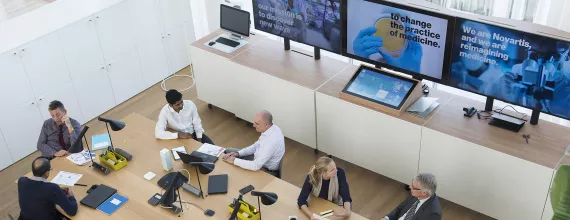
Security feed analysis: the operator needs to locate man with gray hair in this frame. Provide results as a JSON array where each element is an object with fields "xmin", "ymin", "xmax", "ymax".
[
  {"xmin": 221, "ymin": 110, "xmax": 285, "ymax": 177},
  {"xmin": 384, "ymin": 173, "xmax": 442, "ymax": 220}
]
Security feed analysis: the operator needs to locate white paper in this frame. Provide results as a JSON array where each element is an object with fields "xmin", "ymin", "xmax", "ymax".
[
  {"xmin": 196, "ymin": 143, "xmax": 225, "ymax": 157},
  {"xmin": 66, "ymin": 150, "xmax": 94, "ymax": 165},
  {"xmin": 51, "ymin": 171, "xmax": 83, "ymax": 186},
  {"xmin": 312, "ymin": 213, "xmax": 328, "ymax": 220},
  {"xmin": 171, "ymin": 146, "xmax": 187, "ymax": 160},
  {"xmin": 110, "ymin": 198, "xmax": 121, "ymax": 205}
]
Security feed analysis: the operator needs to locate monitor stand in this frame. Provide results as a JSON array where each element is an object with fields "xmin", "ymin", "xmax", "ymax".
[
  {"xmin": 283, "ymin": 38, "xmax": 320, "ymax": 60},
  {"xmin": 229, "ymin": 33, "xmax": 244, "ymax": 41}
]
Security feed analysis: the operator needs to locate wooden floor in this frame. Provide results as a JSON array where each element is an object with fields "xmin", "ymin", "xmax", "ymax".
[
  {"xmin": 0, "ymin": 67, "xmax": 494, "ymax": 220},
  {"xmin": 0, "ymin": 0, "xmax": 54, "ymax": 22}
]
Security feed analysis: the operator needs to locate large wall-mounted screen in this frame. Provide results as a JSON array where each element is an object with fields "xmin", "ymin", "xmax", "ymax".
[
  {"xmin": 343, "ymin": 0, "xmax": 455, "ymax": 82},
  {"xmin": 448, "ymin": 18, "xmax": 570, "ymax": 120},
  {"xmin": 252, "ymin": 0, "xmax": 342, "ymax": 53}
]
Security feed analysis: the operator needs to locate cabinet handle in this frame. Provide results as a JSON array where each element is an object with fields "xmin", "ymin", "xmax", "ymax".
[
  {"xmin": 96, "ymin": 16, "xmax": 99, "ymax": 19},
  {"xmin": 89, "ymin": 19, "xmax": 92, "ymax": 22},
  {"xmin": 39, "ymin": 98, "xmax": 43, "ymax": 101},
  {"xmin": 13, "ymin": 52, "xmax": 17, "ymax": 55},
  {"xmin": 101, "ymin": 66, "xmax": 105, "ymax": 69},
  {"xmin": 30, "ymin": 101, "xmax": 35, "ymax": 105},
  {"xmin": 21, "ymin": 49, "xmax": 25, "ymax": 52}
]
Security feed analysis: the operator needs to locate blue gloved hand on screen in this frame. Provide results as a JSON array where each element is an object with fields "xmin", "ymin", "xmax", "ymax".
[
  {"xmin": 353, "ymin": 26, "xmax": 384, "ymax": 58},
  {"xmin": 378, "ymin": 31, "xmax": 423, "ymax": 73}
]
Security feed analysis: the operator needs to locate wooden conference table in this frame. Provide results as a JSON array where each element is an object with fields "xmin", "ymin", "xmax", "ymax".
[{"xmin": 23, "ymin": 113, "xmax": 367, "ymax": 220}]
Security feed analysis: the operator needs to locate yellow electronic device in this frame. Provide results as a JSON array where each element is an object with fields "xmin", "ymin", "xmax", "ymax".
[
  {"xmin": 228, "ymin": 199, "xmax": 260, "ymax": 220},
  {"xmin": 99, "ymin": 149, "xmax": 127, "ymax": 171}
]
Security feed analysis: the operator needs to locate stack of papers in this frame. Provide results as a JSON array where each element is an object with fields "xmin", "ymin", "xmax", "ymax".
[
  {"xmin": 92, "ymin": 133, "xmax": 111, "ymax": 151},
  {"xmin": 51, "ymin": 171, "xmax": 82, "ymax": 186},
  {"xmin": 312, "ymin": 213, "xmax": 328, "ymax": 220},
  {"xmin": 67, "ymin": 150, "xmax": 96, "ymax": 165},
  {"xmin": 171, "ymin": 146, "xmax": 187, "ymax": 160},
  {"xmin": 197, "ymin": 143, "xmax": 225, "ymax": 157}
]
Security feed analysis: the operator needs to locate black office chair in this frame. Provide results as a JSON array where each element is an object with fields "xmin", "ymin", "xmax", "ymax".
[{"xmin": 276, "ymin": 157, "xmax": 284, "ymax": 179}]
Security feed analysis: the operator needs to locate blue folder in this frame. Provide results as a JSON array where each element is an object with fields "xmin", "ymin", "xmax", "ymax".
[
  {"xmin": 92, "ymin": 133, "xmax": 111, "ymax": 151},
  {"xmin": 96, "ymin": 193, "xmax": 128, "ymax": 215}
]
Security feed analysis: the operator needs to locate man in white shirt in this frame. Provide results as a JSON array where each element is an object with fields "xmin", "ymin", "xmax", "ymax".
[
  {"xmin": 384, "ymin": 173, "xmax": 442, "ymax": 220},
  {"xmin": 155, "ymin": 89, "xmax": 214, "ymax": 144},
  {"xmin": 221, "ymin": 111, "xmax": 285, "ymax": 177}
]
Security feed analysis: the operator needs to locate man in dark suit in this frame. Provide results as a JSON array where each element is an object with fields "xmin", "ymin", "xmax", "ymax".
[
  {"xmin": 384, "ymin": 173, "xmax": 442, "ymax": 220},
  {"xmin": 18, "ymin": 157, "xmax": 78, "ymax": 220}
]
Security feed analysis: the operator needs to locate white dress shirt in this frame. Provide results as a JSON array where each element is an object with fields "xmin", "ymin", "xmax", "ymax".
[
  {"xmin": 235, "ymin": 125, "xmax": 285, "ymax": 171},
  {"xmin": 155, "ymin": 100, "xmax": 205, "ymax": 140},
  {"xmin": 386, "ymin": 196, "xmax": 430, "ymax": 220}
]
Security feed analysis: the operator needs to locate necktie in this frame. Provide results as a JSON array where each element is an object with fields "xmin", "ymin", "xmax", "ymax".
[
  {"xmin": 404, "ymin": 199, "xmax": 419, "ymax": 220},
  {"xmin": 58, "ymin": 125, "xmax": 66, "ymax": 150}
]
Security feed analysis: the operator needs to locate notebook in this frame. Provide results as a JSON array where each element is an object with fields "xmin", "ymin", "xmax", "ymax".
[
  {"xmin": 96, "ymin": 193, "xmax": 128, "ymax": 215},
  {"xmin": 80, "ymin": 184, "xmax": 117, "ymax": 209},
  {"xmin": 92, "ymin": 133, "xmax": 111, "ymax": 151},
  {"xmin": 208, "ymin": 174, "xmax": 228, "ymax": 194}
]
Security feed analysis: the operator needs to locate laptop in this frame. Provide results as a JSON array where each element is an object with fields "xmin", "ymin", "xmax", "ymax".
[
  {"xmin": 178, "ymin": 151, "xmax": 218, "ymax": 164},
  {"xmin": 207, "ymin": 174, "xmax": 228, "ymax": 194},
  {"xmin": 80, "ymin": 184, "xmax": 117, "ymax": 209}
]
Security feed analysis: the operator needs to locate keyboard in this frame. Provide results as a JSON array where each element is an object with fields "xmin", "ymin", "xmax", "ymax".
[{"xmin": 215, "ymin": 37, "xmax": 240, "ymax": 48}]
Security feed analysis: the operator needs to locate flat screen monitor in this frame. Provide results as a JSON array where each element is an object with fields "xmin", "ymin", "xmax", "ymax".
[
  {"xmin": 342, "ymin": 65, "xmax": 418, "ymax": 110},
  {"xmin": 343, "ymin": 0, "xmax": 455, "ymax": 82},
  {"xmin": 448, "ymin": 18, "xmax": 570, "ymax": 120},
  {"xmin": 252, "ymin": 0, "xmax": 342, "ymax": 54},
  {"xmin": 221, "ymin": 4, "xmax": 251, "ymax": 37}
]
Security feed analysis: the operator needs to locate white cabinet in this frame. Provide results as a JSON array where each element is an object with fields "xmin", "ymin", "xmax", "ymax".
[
  {"xmin": 72, "ymin": 67, "xmax": 115, "ymax": 122},
  {"xmin": 36, "ymin": 81, "xmax": 85, "ymax": 124},
  {"xmin": 137, "ymin": 34, "xmax": 170, "ymax": 87},
  {"xmin": 0, "ymin": 100, "xmax": 44, "ymax": 161},
  {"xmin": 106, "ymin": 49, "xmax": 145, "ymax": 104},
  {"xmin": 0, "ymin": 50, "xmax": 36, "ymax": 104},
  {"xmin": 159, "ymin": 0, "xmax": 192, "ymax": 31},
  {"xmin": 128, "ymin": 0, "xmax": 170, "ymax": 88},
  {"xmin": 184, "ymin": 20, "xmax": 197, "ymax": 63},
  {"xmin": 58, "ymin": 16, "xmax": 105, "ymax": 77},
  {"xmin": 95, "ymin": 1, "xmax": 136, "ymax": 62},
  {"xmin": 19, "ymin": 32, "xmax": 71, "ymax": 96},
  {"xmin": 0, "ymin": 130, "xmax": 14, "ymax": 171},
  {"xmin": 128, "ymin": 0, "xmax": 164, "ymax": 43},
  {"xmin": 165, "ymin": 25, "xmax": 191, "ymax": 74}
]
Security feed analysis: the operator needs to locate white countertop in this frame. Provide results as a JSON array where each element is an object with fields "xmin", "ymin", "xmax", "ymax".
[{"xmin": 0, "ymin": 0, "xmax": 125, "ymax": 55}]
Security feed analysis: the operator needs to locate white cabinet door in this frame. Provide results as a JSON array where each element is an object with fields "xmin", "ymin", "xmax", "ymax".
[
  {"xmin": 137, "ymin": 34, "xmax": 170, "ymax": 88},
  {"xmin": 184, "ymin": 20, "xmax": 196, "ymax": 64},
  {"xmin": 58, "ymin": 16, "xmax": 105, "ymax": 77},
  {"xmin": 159, "ymin": 0, "xmax": 192, "ymax": 31},
  {"xmin": 19, "ymin": 32, "xmax": 71, "ymax": 96},
  {"xmin": 0, "ymin": 130, "xmax": 14, "ymax": 171},
  {"xmin": 128, "ymin": 0, "xmax": 164, "ymax": 43},
  {"xmin": 36, "ymin": 81, "xmax": 85, "ymax": 124},
  {"xmin": 0, "ymin": 50, "xmax": 35, "ymax": 104},
  {"xmin": 107, "ymin": 49, "xmax": 145, "ymax": 104},
  {"xmin": 165, "ymin": 25, "xmax": 190, "ymax": 74},
  {"xmin": 73, "ymin": 67, "xmax": 115, "ymax": 122},
  {"xmin": 95, "ymin": 1, "xmax": 136, "ymax": 62},
  {"xmin": 0, "ymin": 100, "xmax": 44, "ymax": 161}
]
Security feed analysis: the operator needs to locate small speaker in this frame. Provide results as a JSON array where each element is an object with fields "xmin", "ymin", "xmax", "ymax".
[{"xmin": 160, "ymin": 149, "xmax": 173, "ymax": 171}]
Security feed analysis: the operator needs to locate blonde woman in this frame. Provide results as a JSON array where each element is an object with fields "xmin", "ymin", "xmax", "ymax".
[{"xmin": 297, "ymin": 157, "xmax": 352, "ymax": 219}]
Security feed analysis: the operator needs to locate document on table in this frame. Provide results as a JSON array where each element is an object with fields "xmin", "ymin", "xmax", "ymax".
[
  {"xmin": 67, "ymin": 150, "xmax": 95, "ymax": 165},
  {"xmin": 312, "ymin": 213, "xmax": 328, "ymax": 220},
  {"xmin": 196, "ymin": 143, "xmax": 225, "ymax": 157},
  {"xmin": 171, "ymin": 146, "xmax": 187, "ymax": 160},
  {"xmin": 51, "ymin": 171, "xmax": 83, "ymax": 186}
]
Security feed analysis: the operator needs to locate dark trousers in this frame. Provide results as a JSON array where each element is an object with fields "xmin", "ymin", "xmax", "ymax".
[
  {"xmin": 224, "ymin": 148, "xmax": 278, "ymax": 177},
  {"xmin": 191, "ymin": 133, "xmax": 214, "ymax": 145}
]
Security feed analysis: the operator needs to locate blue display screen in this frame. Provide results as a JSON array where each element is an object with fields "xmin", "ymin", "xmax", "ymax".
[
  {"xmin": 448, "ymin": 18, "xmax": 570, "ymax": 120},
  {"xmin": 346, "ymin": 67, "xmax": 415, "ymax": 109}
]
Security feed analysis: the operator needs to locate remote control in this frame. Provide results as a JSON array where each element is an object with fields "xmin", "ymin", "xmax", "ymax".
[
  {"xmin": 239, "ymin": 185, "xmax": 255, "ymax": 195},
  {"xmin": 181, "ymin": 183, "xmax": 202, "ymax": 198}
]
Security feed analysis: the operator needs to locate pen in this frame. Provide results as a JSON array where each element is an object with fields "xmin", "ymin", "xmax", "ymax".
[{"xmin": 74, "ymin": 183, "xmax": 87, "ymax": 187}]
